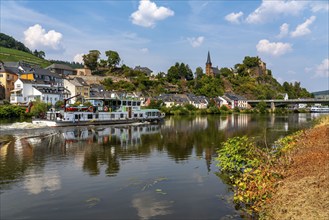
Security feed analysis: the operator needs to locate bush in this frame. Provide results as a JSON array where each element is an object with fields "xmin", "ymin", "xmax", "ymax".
[
  {"xmin": 30, "ymin": 101, "xmax": 49, "ymax": 117},
  {"xmin": 0, "ymin": 105, "xmax": 25, "ymax": 118}
]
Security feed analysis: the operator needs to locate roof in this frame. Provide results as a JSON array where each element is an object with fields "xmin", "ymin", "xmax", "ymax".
[
  {"xmin": 66, "ymin": 77, "xmax": 89, "ymax": 87},
  {"xmin": 18, "ymin": 78, "xmax": 52, "ymax": 85},
  {"xmin": 158, "ymin": 94, "xmax": 189, "ymax": 103},
  {"xmin": 33, "ymin": 68, "xmax": 61, "ymax": 78},
  {"xmin": 0, "ymin": 66, "xmax": 19, "ymax": 75},
  {"xmin": 33, "ymin": 86, "xmax": 59, "ymax": 94},
  {"xmin": 134, "ymin": 66, "xmax": 153, "ymax": 74},
  {"xmin": 206, "ymin": 51, "xmax": 212, "ymax": 64},
  {"xmin": 224, "ymin": 93, "xmax": 246, "ymax": 101},
  {"xmin": 46, "ymin": 63, "xmax": 74, "ymax": 71},
  {"xmin": 212, "ymin": 67, "xmax": 220, "ymax": 75}
]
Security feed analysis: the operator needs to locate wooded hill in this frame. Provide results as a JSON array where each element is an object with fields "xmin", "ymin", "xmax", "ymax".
[{"xmin": 0, "ymin": 33, "xmax": 312, "ymax": 100}]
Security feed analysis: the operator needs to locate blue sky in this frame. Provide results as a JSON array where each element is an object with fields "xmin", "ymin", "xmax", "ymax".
[{"xmin": 1, "ymin": 0, "xmax": 328, "ymax": 92}]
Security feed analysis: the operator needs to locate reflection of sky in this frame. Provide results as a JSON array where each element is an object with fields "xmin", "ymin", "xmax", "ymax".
[
  {"xmin": 132, "ymin": 192, "xmax": 173, "ymax": 220},
  {"xmin": 24, "ymin": 169, "xmax": 61, "ymax": 194}
]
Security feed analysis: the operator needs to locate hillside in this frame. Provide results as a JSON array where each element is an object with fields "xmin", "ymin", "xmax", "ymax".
[
  {"xmin": 0, "ymin": 32, "xmax": 312, "ymax": 100},
  {"xmin": 0, "ymin": 46, "xmax": 51, "ymax": 68}
]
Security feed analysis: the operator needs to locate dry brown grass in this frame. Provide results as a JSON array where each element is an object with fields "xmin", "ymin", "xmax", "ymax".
[{"xmin": 263, "ymin": 117, "xmax": 329, "ymax": 220}]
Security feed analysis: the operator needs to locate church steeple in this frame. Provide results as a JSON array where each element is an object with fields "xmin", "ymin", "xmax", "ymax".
[
  {"xmin": 206, "ymin": 51, "xmax": 212, "ymax": 65},
  {"xmin": 206, "ymin": 51, "xmax": 213, "ymax": 76}
]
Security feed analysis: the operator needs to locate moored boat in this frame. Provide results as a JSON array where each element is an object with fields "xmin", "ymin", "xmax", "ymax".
[
  {"xmin": 32, "ymin": 95, "xmax": 165, "ymax": 127},
  {"xmin": 310, "ymin": 106, "xmax": 329, "ymax": 113}
]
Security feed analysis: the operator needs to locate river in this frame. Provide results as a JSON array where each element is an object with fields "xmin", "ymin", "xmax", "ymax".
[{"xmin": 0, "ymin": 114, "xmax": 322, "ymax": 219}]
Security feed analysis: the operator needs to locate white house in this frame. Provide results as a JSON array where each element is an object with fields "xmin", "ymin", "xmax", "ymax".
[
  {"xmin": 223, "ymin": 93, "xmax": 248, "ymax": 109},
  {"xmin": 10, "ymin": 79, "xmax": 61, "ymax": 105}
]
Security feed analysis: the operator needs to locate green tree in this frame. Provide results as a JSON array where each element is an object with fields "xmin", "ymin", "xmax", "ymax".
[
  {"xmin": 101, "ymin": 77, "xmax": 114, "ymax": 90},
  {"xmin": 195, "ymin": 75, "xmax": 224, "ymax": 98},
  {"xmin": 33, "ymin": 50, "xmax": 45, "ymax": 59},
  {"xmin": 256, "ymin": 100, "xmax": 267, "ymax": 113},
  {"xmin": 105, "ymin": 50, "xmax": 121, "ymax": 69},
  {"xmin": 83, "ymin": 50, "xmax": 101, "ymax": 72},
  {"xmin": 167, "ymin": 62, "xmax": 194, "ymax": 83},
  {"xmin": 195, "ymin": 67, "xmax": 203, "ymax": 79},
  {"xmin": 219, "ymin": 67, "xmax": 233, "ymax": 77},
  {"xmin": 243, "ymin": 56, "xmax": 260, "ymax": 68}
]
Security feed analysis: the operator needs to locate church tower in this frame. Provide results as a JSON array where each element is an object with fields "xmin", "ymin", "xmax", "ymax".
[{"xmin": 205, "ymin": 51, "xmax": 213, "ymax": 77}]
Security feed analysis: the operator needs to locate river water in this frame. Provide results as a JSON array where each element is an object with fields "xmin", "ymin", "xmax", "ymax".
[{"xmin": 0, "ymin": 114, "xmax": 322, "ymax": 219}]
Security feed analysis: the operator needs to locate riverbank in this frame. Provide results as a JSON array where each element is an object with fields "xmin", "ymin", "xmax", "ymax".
[{"xmin": 263, "ymin": 116, "xmax": 329, "ymax": 219}]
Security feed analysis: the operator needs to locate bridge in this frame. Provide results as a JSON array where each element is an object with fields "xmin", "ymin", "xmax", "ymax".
[{"xmin": 247, "ymin": 98, "xmax": 329, "ymax": 110}]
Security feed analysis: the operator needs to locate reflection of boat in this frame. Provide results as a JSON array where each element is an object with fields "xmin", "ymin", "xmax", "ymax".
[
  {"xmin": 32, "ymin": 95, "xmax": 165, "ymax": 127},
  {"xmin": 310, "ymin": 106, "xmax": 329, "ymax": 113},
  {"xmin": 62, "ymin": 124, "xmax": 160, "ymax": 146}
]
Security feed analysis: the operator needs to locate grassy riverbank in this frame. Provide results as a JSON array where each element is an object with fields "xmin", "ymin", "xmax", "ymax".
[
  {"xmin": 216, "ymin": 115, "xmax": 329, "ymax": 219},
  {"xmin": 262, "ymin": 115, "xmax": 329, "ymax": 219}
]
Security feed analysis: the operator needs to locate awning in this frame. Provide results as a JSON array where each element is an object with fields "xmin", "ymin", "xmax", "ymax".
[{"xmin": 10, "ymin": 89, "xmax": 22, "ymax": 92}]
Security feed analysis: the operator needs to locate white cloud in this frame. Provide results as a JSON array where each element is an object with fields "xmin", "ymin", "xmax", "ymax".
[
  {"xmin": 310, "ymin": 2, "xmax": 329, "ymax": 12},
  {"xmin": 24, "ymin": 24, "xmax": 63, "ymax": 50},
  {"xmin": 315, "ymin": 58, "xmax": 329, "ymax": 78},
  {"xmin": 140, "ymin": 48, "xmax": 149, "ymax": 53},
  {"xmin": 246, "ymin": 0, "xmax": 307, "ymax": 24},
  {"xmin": 73, "ymin": 53, "xmax": 84, "ymax": 63},
  {"xmin": 290, "ymin": 16, "xmax": 316, "ymax": 38},
  {"xmin": 131, "ymin": 0, "xmax": 174, "ymax": 28},
  {"xmin": 256, "ymin": 39, "xmax": 292, "ymax": 56},
  {"xmin": 225, "ymin": 11, "xmax": 244, "ymax": 24},
  {"xmin": 187, "ymin": 36, "xmax": 204, "ymax": 48},
  {"xmin": 277, "ymin": 23, "xmax": 289, "ymax": 38}
]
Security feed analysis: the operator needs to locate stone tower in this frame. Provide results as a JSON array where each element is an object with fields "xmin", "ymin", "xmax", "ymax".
[{"xmin": 206, "ymin": 51, "xmax": 213, "ymax": 77}]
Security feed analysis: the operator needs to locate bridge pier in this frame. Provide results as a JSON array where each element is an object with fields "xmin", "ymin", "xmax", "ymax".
[{"xmin": 271, "ymin": 102, "xmax": 275, "ymax": 112}]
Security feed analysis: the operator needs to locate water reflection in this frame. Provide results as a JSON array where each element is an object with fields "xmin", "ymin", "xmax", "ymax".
[
  {"xmin": 0, "ymin": 114, "xmax": 318, "ymax": 186},
  {"xmin": 132, "ymin": 192, "xmax": 173, "ymax": 219},
  {"xmin": 0, "ymin": 114, "xmax": 323, "ymax": 219},
  {"xmin": 23, "ymin": 169, "xmax": 61, "ymax": 194}
]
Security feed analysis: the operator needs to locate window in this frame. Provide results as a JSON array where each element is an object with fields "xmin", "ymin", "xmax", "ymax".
[
  {"xmin": 128, "ymin": 101, "xmax": 131, "ymax": 106},
  {"xmin": 88, "ymin": 114, "xmax": 92, "ymax": 119},
  {"xmin": 134, "ymin": 114, "xmax": 138, "ymax": 118},
  {"xmin": 123, "ymin": 101, "xmax": 127, "ymax": 105},
  {"xmin": 139, "ymin": 113, "xmax": 143, "ymax": 117},
  {"xmin": 120, "ymin": 113, "xmax": 124, "ymax": 118},
  {"xmin": 0, "ymin": 74, "xmax": 3, "ymax": 77},
  {"xmin": 133, "ymin": 101, "xmax": 136, "ymax": 106},
  {"xmin": 111, "ymin": 114, "xmax": 115, "ymax": 119}
]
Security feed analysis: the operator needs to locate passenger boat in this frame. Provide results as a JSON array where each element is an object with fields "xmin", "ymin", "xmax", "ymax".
[
  {"xmin": 32, "ymin": 95, "xmax": 165, "ymax": 127},
  {"xmin": 310, "ymin": 106, "xmax": 329, "ymax": 113}
]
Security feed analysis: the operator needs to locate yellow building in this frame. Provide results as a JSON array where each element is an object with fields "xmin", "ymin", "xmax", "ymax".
[{"xmin": 0, "ymin": 63, "xmax": 19, "ymax": 100}]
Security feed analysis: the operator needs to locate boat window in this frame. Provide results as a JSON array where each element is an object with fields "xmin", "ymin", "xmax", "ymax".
[
  {"xmin": 120, "ymin": 113, "xmax": 124, "ymax": 118},
  {"xmin": 134, "ymin": 113, "xmax": 138, "ymax": 118},
  {"xmin": 95, "ymin": 114, "xmax": 98, "ymax": 119},
  {"xmin": 123, "ymin": 101, "xmax": 127, "ymax": 106},
  {"xmin": 111, "ymin": 114, "xmax": 115, "ymax": 119},
  {"xmin": 128, "ymin": 101, "xmax": 131, "ymax": 106},
  {"xmin": 75, "ymin": 114, "xmax": 81, "ymax": 119},
  {"xmin": 132, "ymin": 101, "xmax": 136, "ymax": 106},
  {"xmin": 137, "ymin": 101, "xmax": 141, "ymax": 106},
  {"xmin": 139, "ymin": 113, "xmax": 143, "ymax": 117},
  {"xmin": 88, "ymin": 114, "xmax": 92, "ymax": 119},
  {"xmin": 118, "ymin": 101, "xmax": 121, "ymax": 105}
]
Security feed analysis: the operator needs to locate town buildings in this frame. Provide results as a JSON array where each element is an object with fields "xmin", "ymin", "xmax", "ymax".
[{"xmin": 0, "ymin": 60, "xmax": 250, "ymax": 110}]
